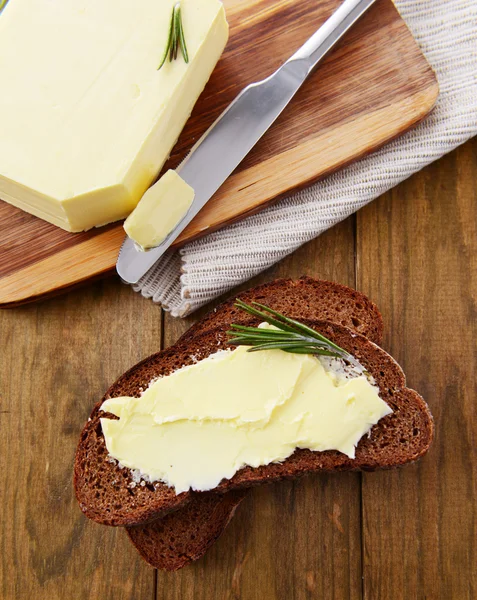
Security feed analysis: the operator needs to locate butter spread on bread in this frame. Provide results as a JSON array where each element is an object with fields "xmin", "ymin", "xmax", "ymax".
[{"xmin": 100, "ymin": 339, "xmax": 391, "ymax": 494}]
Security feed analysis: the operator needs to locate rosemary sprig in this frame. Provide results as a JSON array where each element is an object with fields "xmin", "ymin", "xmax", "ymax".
[
  {"xmin": 158, "ymin": 2, "xmax": 189, "ymax": 71},
  {"xmin": 227, "ymin": 300, "xmax": 355, "ymax": 362},
  {"xmin": 0, "ymin": 0, "xmax": 9, "ymax": 13}
]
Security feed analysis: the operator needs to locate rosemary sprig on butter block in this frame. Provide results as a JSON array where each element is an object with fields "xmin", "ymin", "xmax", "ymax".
[
  {"xmin": 158, "ymin": 2, "xmax": 189, "ymax": 70},
  {"xmin": 227, "ymin": 300, "xmax": 353, "ymax": 360},
  {"xmin": 0, "ymin": 0, "xmax": 8, "ymax": 13}
]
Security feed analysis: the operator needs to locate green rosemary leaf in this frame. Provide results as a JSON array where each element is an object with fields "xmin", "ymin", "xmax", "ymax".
[
  {"xmin": 233, "ymin": 300, "xmax": 300, "ymax": 335},
  {"xmin": 227, "ymin": 327, "xmax": 286, "ymax": 335},
  {"xmin": 158, "ymin": 2, "xmax": 189, "ymax": 71},
  {"xmin": 174, "ymin": 3, "xmax": 181, "ymax": 60},
  {"xmin": 157, "ymin": 4, "xmax": 176, "ymax": 70},
  {"xmin": 170, "ymin": 32, "xmax": 177, "ymax": 61},
  {"xmin": 227, "ymin": 335, "xmax": 298, "ymax": 345},
  {"xmin": 251, "ymin": 302, "xmax": 346, "ymax": 354},
  {"xmin": 229, "ymin": 337, "xmax": 306, "ymax": 347},
  {"xmin": 177, "ymin": 6, "xmax": 189, "ymax": 63},
  {"xmin": 0, "ymin": 0, "xmax": 8, "ymax": 12},
  {"xmin": 280, "ymin": 348, "xmax": 339, "ymax": 356},
  {"xmin": 245, "ymin": 341, "xmax": 329, "ymax": 351},
  {"xmin": 228, "ymin": 300, "xmax": 352, "ymax": 360},
  {"xmin": 227, "ymin": 326, "xmax": 301, "ymax": 338}
]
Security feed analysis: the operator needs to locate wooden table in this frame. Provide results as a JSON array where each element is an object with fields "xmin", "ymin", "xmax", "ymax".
[{"xmin": 1, "ymin": 138, "xmax": 476, "ymax": 599}]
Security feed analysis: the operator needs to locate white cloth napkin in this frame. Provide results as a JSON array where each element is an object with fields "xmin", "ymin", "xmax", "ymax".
[{"xmin": 133, "ymin": 0, "xmax": 477, "ymax": 317}]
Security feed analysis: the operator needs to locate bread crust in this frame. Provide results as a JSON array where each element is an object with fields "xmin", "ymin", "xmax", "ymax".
[{"xmin": 180, "ymin": 276, "xmax": 384, "ymax": 345}]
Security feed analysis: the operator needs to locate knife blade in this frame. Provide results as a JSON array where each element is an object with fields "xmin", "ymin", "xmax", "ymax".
[{"xmin": 117, "ymin": 0, "xmax": 377, "ymax": 284}]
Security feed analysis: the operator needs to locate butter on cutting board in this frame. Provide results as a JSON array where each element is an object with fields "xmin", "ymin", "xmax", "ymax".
[
  {"xmin": 101, "ymin": 340, "xmax": 392, "ymax": 494},
  {"xmin": 124, "ymin": 170, "xmax": 195, "ymax": 250},
  {"xmin": 0, "ymin": 0, "xmax": 228, "ymax": 232}
]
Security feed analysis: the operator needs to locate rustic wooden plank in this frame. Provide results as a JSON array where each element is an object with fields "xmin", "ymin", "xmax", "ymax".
[
  {"xmin": 155, "ymin": 218, "xmax": 363, "ymax": 599},
  {"xmin": 0, "ymin": 0, "xmax": 438, "ymax": 306},
  {"xmin": 356, "ymin": 138, "xmax": 477, "ymax": 599},
  {"xmin": 0, "ymin": 278, "xmax": 163, "ymax": 599}
]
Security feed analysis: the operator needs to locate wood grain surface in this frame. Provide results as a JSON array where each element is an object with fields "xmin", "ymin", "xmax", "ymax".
[
  {"xmin": 356, "ymin": 139, "xmax": 477, "ymax": 600},
  {"xmin": 1, "ymin": 138, "xmax": 475, "ymax": 599},
  {"xmin": 0, "ymin": 0, "xmax": 438, "ymax": 307}
]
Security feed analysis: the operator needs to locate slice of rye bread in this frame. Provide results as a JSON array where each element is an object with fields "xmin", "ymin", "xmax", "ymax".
[
  {"xmin": 74, "ymin": 279, "xmax": 382, "ymax": 529},
  {"xmin": 123, "ymin": 279, "xmax": 384, "ymax": 570},
  {"xmin": 126, "ymin": 490, "xmax": 247, "ymax": 571},
  {"xmin": 179, "ymin": 276, "xmax": 383, "ymax": 345},
  {"xmin": 74, "ymin": 321, "xmax": 433, "ymax": 527}
]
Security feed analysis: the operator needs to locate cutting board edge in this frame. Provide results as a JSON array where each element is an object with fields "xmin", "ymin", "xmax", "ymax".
[
  {"xmin": 0, "ymin": 0, "xmax": 441, "ymax": 308},
  {"xmin": 173, "ymin": 81, "xmax": 440, "ymax": 246},
  {"xmin": 0, "ymin": 79, "xmax": 439, "ymax": 309}
]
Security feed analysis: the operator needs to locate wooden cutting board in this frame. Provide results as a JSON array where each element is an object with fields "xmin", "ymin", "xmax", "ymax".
[{"xmin": 0, "ymin": 0, "xmax": 438, "ymax": 307}]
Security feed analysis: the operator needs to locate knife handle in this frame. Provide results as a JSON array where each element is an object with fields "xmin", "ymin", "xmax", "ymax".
[{"xmin": 287, "ymin": 0, "xmax": 378, "ymax": 77}]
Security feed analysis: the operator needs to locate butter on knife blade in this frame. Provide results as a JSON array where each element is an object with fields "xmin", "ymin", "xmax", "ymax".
[{"xmin": 124, "ymin": 170, "xmax": 195, "ymax": 252}]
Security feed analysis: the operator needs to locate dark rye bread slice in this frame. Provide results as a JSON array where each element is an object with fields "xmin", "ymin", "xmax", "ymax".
[
  {"xmin": 126, "ymin": 490, "xmax": 247, "ymax": 571},
  {"xmin": 74, "ymin": 279, "xmax": 383, "ymax": 571},
  {"xmin": 124, "ymin": 280, "xmax": 384, "ymax": 570},
  {"xmin": 180, "ymin": 276, "xmax": 383, "ymax": 345},
  {"xmin": 74, "ymin": 279, "xmax": 383, "ymax": 530},
  {"xmin": 74, "ymin": 321, "xmax": 433, "ymax": 527},
  {"xmin": 74, "ymin": 279, "xmax": 381, "ymax": 520}
]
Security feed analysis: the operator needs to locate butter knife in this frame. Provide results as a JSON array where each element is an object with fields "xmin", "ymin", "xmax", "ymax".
[{"xmin": 117, "ymin": 0, "xmax": 378, "ymax": 284}]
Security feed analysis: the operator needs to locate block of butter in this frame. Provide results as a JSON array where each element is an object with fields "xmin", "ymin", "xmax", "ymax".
[
  {"xmin": 124, "ymin": 170, "xmax": 195, "ymax": 250},
  {"xmin": 0, "ymin": 0, "xmax": 228, "ymax": 232}
]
